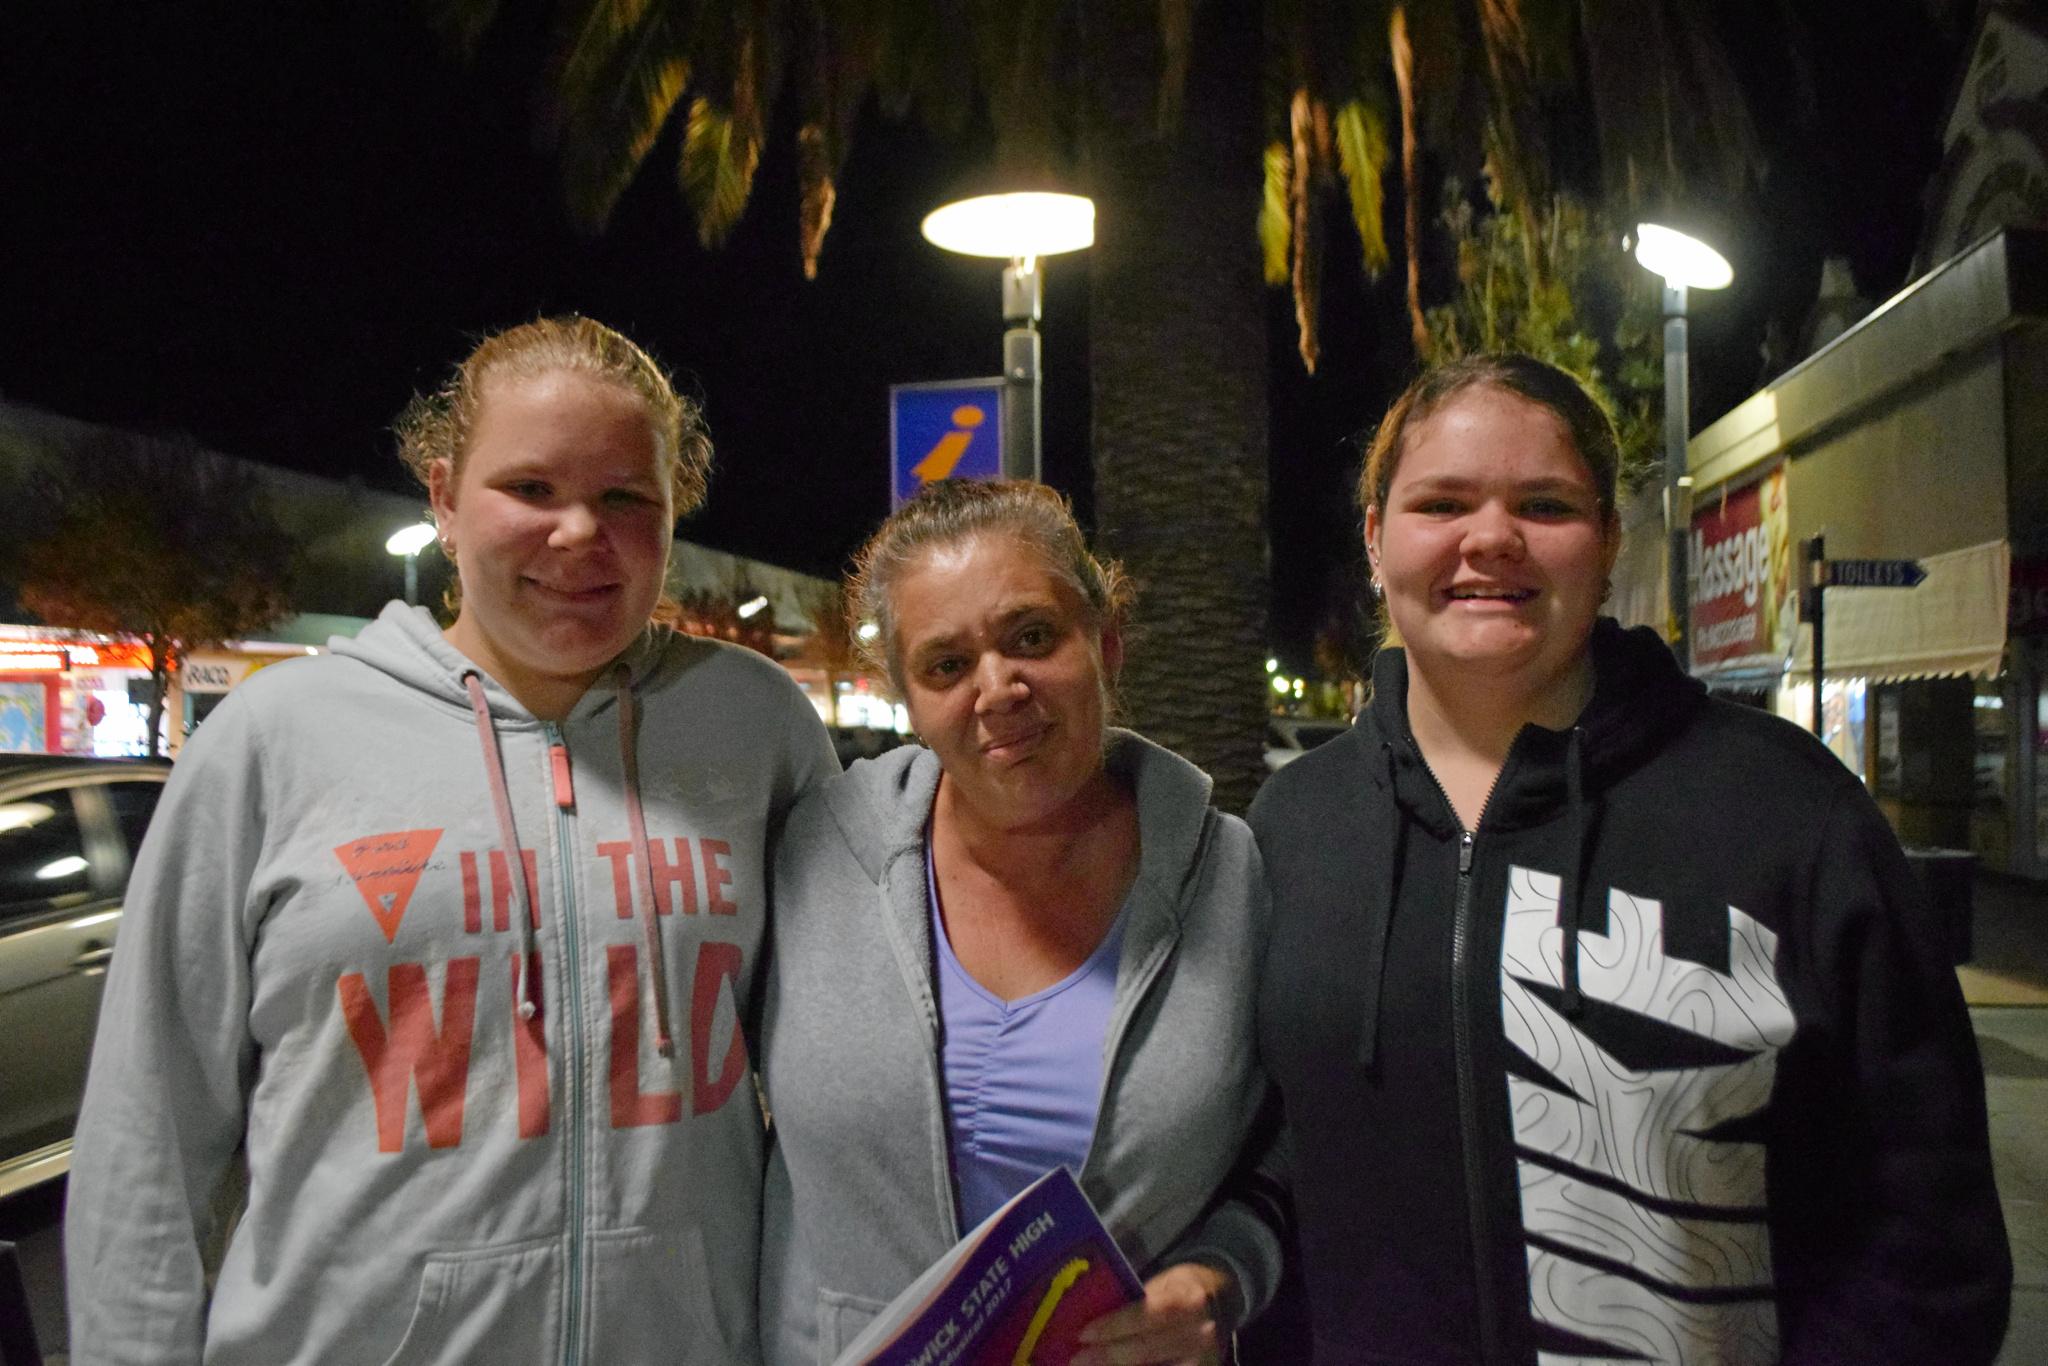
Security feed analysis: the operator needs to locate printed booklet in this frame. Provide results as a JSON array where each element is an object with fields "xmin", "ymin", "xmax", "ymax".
[{"xmin": 832, "ymin": 1166, "xmax": 1144, "ymax": 1366}]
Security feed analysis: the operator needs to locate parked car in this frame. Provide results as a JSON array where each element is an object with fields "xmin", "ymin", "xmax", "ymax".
[
  {"xmin": 0, "ymin": 754, "xmax": 169, "ymax": 1199},
  {"xmin": 1264, "ymin": 716, "xmax": 1349, "ymax": 773}
]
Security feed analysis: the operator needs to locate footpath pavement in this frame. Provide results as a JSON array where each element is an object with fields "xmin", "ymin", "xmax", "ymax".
[{"xmin": 1969, "ymin": 872, "xmax": 2048, "ymax": 1363}]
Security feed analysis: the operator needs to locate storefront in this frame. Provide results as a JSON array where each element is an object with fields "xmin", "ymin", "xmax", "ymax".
[
  {"xmin": 0, "ymin": 624, "xmax": 345, "ymax": 758},
  {"xmin": 0, "ymin": 631, "xmax": 160, "ymax": 756},
  {"xmin": 1636, "ymin": 227, "xmax": 2048, "ymax": 880}
]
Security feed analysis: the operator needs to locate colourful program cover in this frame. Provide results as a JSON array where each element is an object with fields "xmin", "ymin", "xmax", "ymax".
[{"xmin": 832, "ymin": 1166, "xmax": 1145, "ymax": 1366}]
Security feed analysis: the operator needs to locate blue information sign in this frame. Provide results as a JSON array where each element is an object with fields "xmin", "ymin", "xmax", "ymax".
[{"xmin": 890, "ymin": 378, "xmax": 1005, "ymax": 508}]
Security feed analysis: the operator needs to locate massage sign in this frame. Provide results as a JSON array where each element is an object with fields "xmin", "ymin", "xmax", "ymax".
[{"xmin": 1689, "ymin": 464, "xmax": 1797, "ymax": 675}]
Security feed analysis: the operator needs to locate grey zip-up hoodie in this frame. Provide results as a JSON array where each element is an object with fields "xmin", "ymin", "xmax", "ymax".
[
  {"xmin": 757, "ymin": 730, "xmax": 1281, "ymax": 1364},
  {"xmin": 66, "ymin": 602, "xmax": 835, "ymax": 1365}
]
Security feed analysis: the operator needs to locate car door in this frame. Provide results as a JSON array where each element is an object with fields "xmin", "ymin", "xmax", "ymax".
[{"xmin": 0, "ymin": 774, "xmax": 137, "ymax": 1184}]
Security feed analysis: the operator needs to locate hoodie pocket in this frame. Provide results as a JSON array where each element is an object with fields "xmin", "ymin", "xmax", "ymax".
[
  {"xmin": 817, "ymin": 1286, "xmax": 890, "ymax": 1365},
  {"xmin": 585, "ymin": 1225, "xmax": 746, "ymax": 1362},
  {"xmin": 378, "ymin": 1235, "xmax": 561, "ymax": 1366}
]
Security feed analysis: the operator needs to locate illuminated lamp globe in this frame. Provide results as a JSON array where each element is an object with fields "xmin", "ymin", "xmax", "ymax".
[
  {"xmin": 385, "ymin": 523, "xmax": 437, "ymax": 557},
  {"xmin": 1632, "ymin": 223, "xmax": 1733, "ymax": 290},
  {"xmin": 920, "ymin": 192, "xmax": 1095, "ymax": 259}
]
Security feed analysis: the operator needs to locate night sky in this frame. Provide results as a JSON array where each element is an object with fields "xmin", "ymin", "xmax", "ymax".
[{"xmin": 0, "ymin": 1, "xmax": 1964, "ymax": 665}]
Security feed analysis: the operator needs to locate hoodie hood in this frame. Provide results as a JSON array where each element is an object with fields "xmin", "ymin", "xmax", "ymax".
[
  {"xmin": 329, "ymin": 601, "xmax": 681, "ymax": 725},
  {"xmin": 820, "ymin": 727, "xmax": 1219, "ymax": 913},
  {"xmin": 1360, "ymin": 616, "xmax": 1706, "ymax": 831}
]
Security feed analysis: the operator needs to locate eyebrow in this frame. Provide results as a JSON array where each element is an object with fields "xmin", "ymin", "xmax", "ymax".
[
  {"xmin": 902, "ymin": 602, "xmax": 1060, "ymax": 659},
  {"xmin": 1399, "ymin": 475, "xmax": 1592, "ymax": 496}
]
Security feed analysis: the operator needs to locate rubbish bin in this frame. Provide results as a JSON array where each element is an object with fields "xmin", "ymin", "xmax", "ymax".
[{"xmin": 1903, "ymin": 847, "xmax": 1978, "ymax": 965}]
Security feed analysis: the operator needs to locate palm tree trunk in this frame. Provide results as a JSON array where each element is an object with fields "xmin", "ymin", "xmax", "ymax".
[{"xmin": 1079, "ymin": 0, "xmax": 1269, "ymax": 813}]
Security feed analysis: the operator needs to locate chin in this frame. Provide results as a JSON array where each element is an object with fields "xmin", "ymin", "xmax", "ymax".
[{"xmin": 536, "ymin": 622, "xmax": 641, "ymax": 672}]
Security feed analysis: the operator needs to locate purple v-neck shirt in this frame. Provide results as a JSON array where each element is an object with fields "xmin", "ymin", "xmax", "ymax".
[{"xmin": 928, "ymin": 842, "xmax": 1127, "ymax": 1232}]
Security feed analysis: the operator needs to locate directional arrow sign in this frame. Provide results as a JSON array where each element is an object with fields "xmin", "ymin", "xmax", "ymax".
[{"xmin": 1823, "ymin": 558, "xmax": 1927, "ymax": 589}]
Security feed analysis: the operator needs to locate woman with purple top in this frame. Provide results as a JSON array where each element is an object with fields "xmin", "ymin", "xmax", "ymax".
[{"xmin": 758, "ymin": 480, "xmax": 1282, "ymax": 1365}]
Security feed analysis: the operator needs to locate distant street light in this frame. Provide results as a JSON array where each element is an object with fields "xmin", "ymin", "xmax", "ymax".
[
  {"xmin": 921, "ymin": 190, "xmax": 1095, "ymax": 483},
  {"xmin": 737, "ymin": 594, "xmax": 769, "ymax": 620},
  {"xmin": 1633, "ymin": 220, "xmax": 1734, "ymax": 671},
  {"xmin": 385, "ymin": 522, "xmax": 437, "ymax": 607}
]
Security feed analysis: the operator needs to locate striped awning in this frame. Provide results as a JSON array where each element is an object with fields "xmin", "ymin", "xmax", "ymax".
[{"xmin": 1788, "ymin": 539, "xmax": 2011, "ymax": 681}]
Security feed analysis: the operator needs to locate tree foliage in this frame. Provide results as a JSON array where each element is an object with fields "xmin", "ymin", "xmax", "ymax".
[
  {"xmin": 11, "ymin": 433, "xmax": 296, "ymax": 755},
  {"xmin": 1424, "ymin": 179, "xmax": 1664, "ymax": 493},
  {"xmin": 1257, "ymin": 0, "xmax": 1767, "ymax": 370},
  {"xmin": 654, "ymin": 579, "xmax": 778, "ymax": 657}
]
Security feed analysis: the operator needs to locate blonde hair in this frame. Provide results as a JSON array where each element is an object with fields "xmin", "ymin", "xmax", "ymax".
[
  {"xmin": 396, "ymin": 315, "xmax": 710, "ymax": 514},
  {"xmin": 847, "ymin": 479, "xmax": 1131, "ymax": 693}
]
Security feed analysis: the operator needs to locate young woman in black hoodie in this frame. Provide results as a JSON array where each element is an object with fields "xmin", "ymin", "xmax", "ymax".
[{"xmin": 1248, "ymin": 354, "xmax": 2010, "ymax": 1363}]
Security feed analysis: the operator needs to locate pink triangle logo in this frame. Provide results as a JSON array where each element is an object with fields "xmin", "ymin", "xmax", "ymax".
[{"xmin": 333, "ymin": 830, "xmax": 444, "ymax": 943}]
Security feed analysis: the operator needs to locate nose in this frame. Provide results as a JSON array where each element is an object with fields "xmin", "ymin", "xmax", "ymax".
[
  {"xmin": 971, "ymin": 653, "xmax": 1028, "ymax": 712},
  {"xmin": 1460, "ymin": 502, "xmax": 1525, "ymax": 561},
  {"xmin": 549, "ymin": 501, "xmax": 600, "ymax": 549}
]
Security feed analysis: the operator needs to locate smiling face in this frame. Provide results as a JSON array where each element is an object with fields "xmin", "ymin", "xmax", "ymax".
[
  {"xmin": 1365, "ymin": 384, "xmax": 1619, "ymax": 709},
  {"xmin": 891, "ymin": 533, "xmax": 1120, "ymax": 832},
  {"xmin": 431, "ymin": 369, "xmax": 674, "ymax": 717}
]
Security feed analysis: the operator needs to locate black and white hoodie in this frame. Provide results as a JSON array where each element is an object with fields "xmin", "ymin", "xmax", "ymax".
[{"xmin": 1249, "ymin": 619, "xmax": 2010, "ymax": 1364}]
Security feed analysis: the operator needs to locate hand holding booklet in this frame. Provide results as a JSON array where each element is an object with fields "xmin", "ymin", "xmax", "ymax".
[{"xmin": 832, "ymin": 1167, "xmax": 1144, "ymax": 1366}]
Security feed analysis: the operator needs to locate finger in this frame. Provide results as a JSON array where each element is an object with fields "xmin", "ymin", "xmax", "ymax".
[{"xmin": 1071, "ymin": 1316, "xmax": 1218, "ymax": 1364}]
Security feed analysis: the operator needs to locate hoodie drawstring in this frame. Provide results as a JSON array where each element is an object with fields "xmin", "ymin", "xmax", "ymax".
[
  {"xmin": 1560, "ymin": 726, "xmax": 1589, "ymax": 1020},
  {"xmin": 1357, "ymin": 741, "xmax": 1409, "ymax": 1068},
  {"xmin": 464, "ymin": 672, "xmax": 541, "ymax": 1021},
  {"xmin": 614, "ymin": 663, "xmax": 675, "ymax": 1058}
]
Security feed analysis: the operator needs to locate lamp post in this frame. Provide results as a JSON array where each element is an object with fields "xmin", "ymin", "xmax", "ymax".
[
  {"xmin": 1633, "ymin": 222, "xmax": 1733, "ymax": 672},
  {"xmin": 920, "ymin": 191, "xmax": 1094, "ymax": 483},
  {"xmin": 385, "ymin": 522, "xmax": 437, "ymax": 607}
]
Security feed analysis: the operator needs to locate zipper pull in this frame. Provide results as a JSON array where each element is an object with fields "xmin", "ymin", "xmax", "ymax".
[
  {"xmin": 550, "ymin": 741, "xmax": 574, "ymax": 810},
  {"xmin": 1459, "ymin": 831, "xmax": 1474, "ymax": 875}
]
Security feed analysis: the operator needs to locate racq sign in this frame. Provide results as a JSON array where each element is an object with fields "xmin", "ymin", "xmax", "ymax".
[{"xmin": 1689, "ymin": 464, "xmax": 1797, "ymax": 674}]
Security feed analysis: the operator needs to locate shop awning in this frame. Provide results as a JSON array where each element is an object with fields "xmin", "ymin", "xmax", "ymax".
[{"xmin": 1789, "ymin": 539, "xmax": 2011, "ymax": 681}]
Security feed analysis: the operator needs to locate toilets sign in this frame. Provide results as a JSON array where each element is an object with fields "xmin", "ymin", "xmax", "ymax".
[{"xmin": 891, "ymin": 379, "xmax": 1005, "ymax": 507}]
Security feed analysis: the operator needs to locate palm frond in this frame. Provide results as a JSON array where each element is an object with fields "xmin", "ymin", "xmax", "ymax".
[
  {"xmin": 680, "ymin": 96, "xmax": 762, "ymax": 247},
  {"xmin": 1260, "ymin": 141, "xmax": 1292, "ymax": 285},
  {"xmin": 1472, "ymin": 0, "xmax": 1550, "ymax": 212},
  {"xmin": 797, "ymin": 121, "xmax": 837, "ymax": 278},
  {"xmin": 1289, "ymin": 88, "xmax": 1330, "ymax": 373},
  {"xmin": 1390, "ymin": 4, "xmax": 1429, "ymax": 356},
  {"xmin": 548, "ymin": 0, "xmax": 695, "ymax": 232},
  {"xmin": 807, "ymin": 0, "xmax": 882, "ymax": 168},
  {"xmin": 553, "ymin": 0, "xmax": 664, "ymax": 114},
  {"xmin": 1332, "ymin": 100, "xmax": 1391, "ymax": 276}
]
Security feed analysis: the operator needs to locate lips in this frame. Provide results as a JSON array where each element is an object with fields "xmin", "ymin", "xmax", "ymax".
[
  {"xmin": 1444, "ymin": 584, "xmax": 1536, "ymax": 604},
  {"xmin": 525, "ymin": 577, "xmax": 621, "ymax": 604},
  {"xmin": 980, "ymin": 723, "xmax": 1049, "ymax": 759}
]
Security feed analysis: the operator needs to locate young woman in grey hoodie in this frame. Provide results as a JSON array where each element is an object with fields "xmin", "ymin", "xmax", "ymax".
[
  {"xmin": 66, "ymin": 318, "xmax": 835, "ymax": 1364},
  {"xmin": 759, "ymin": 479, "xmax": 1282, "ymax": 1365}
]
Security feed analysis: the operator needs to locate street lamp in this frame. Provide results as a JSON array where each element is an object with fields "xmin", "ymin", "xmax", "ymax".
[
  {"xmin": 385, "ymin": 522, "xmax": 437, "ymax": 607},
  {"xmin": 920, "ymin": 190, "xmax": 1095, "ymax": 482},
  {"xmin": 1633, "ymin": 220, "xmax": 1734, "ymax": 671}
]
